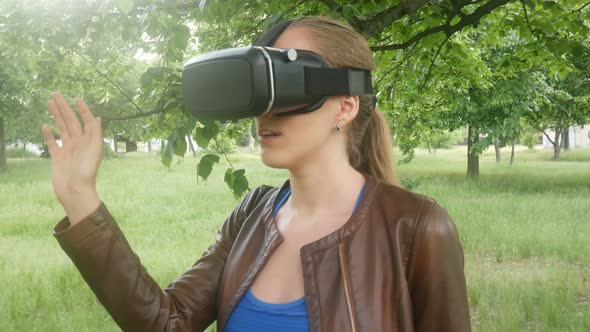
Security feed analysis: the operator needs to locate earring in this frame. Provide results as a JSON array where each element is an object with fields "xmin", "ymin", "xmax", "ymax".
[{"xmin": 336, "ymin": 124, "xmax": 341, "ymax": 132}]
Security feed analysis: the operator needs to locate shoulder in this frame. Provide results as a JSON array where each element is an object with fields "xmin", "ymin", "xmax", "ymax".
[
  {"xmin": 372, "ymin": 181, "xmax": 460, "ymax": 250},
  {"xmin": 233, "ymin": 179, "xmax": 292, "ymax": 217},
  {"xmin": 373, "ymin": 181, "xmax": 440, "ymax": 221},
  {"xmin": 236, "ymin": 184, "xmax": 278, "ymax": 213}
]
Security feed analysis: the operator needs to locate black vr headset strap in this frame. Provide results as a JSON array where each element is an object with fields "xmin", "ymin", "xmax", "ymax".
[
  {"xmin": 253, "ymin": 18, "xmax": 302, "ymax": 47},
  {"xmin": 276, "ymin": 68, "xmax": 376, "ymax": 117},
  {"xmin": 305, "ymin": 67, "xmax": 374, "ymax": 96}
]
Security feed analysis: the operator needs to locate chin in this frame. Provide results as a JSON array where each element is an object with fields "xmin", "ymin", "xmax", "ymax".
[{"xmin": 260, "ymin": 149, "xmax": 295, "ymax": 169}]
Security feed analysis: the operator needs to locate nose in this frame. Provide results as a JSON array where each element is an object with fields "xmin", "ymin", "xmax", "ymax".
[{"xmin": 256, "ymin": 112, "xmax": 276, "ymax": 123}]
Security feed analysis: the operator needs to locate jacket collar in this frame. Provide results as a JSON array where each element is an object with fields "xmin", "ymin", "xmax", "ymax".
[{"xmin": 258, "ymin": 173, "xmax": 382, "ymax": 255}]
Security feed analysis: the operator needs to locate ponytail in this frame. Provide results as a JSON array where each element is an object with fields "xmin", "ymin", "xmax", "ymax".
[
  {"xmin": 289, "ymin": 16, "xmax": 399, "ymax": 186},
  {"xmin": 347, "ymin": 95, "xmax": 398, "ymax": 186}
]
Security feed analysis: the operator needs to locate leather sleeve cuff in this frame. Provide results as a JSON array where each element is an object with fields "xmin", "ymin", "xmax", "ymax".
[{"xmin": 52, "ymin": 201, "xmax": 115, "ymax": 251}]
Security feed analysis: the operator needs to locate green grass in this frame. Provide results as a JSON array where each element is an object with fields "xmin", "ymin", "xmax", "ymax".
[
  {"xmin": 0, "ymin": 146, "xmax": 588, "ymax": 331},
  {"xmin": 5, "ymin": 148, "xmax": 39, "ymax": 159}
]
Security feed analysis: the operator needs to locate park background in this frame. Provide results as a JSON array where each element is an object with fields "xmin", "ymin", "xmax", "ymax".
[{"xmin": 1, "ymin": 0, "xmax": 589, "ymax": 331}]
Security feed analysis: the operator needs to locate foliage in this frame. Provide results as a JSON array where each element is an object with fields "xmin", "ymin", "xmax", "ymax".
[
  {"xmin": 520, "ymin": 126, "xmax": 541, "ymax": 149},
  {"xmin": 1, "ymin": 0, "xmax": 588, "ymax": 189},
  {"xmin": 5, "ymin": 148, "xmax": 37, "ymax": 159},
  {"xmin": 420, "ymin": 129, "xmax": 463, "ymax": 153},
  {"xmin": 205, "ymin": 136, "xmax": 237, "ymax": 155},
  {"xmin": 523, "ymin": 46, "xmax": 590, "ymax": 158},
  {"xmin": 400, "ymin": 176, "xmax": 421, "ymax": 191}
]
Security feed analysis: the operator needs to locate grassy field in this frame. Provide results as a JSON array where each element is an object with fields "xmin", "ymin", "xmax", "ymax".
[{"xmin": 0, "ymin": 146, "xmax": 588, "ymax": 331}]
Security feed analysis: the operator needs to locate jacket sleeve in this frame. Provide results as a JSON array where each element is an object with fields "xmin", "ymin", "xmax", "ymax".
[
  {"xmin": 52, "ymin": 186, "xmax": 269, "ymax": 332},
  {"xmin": 406, "ymin": 198, "xmax": 471, "ymax": 332}
]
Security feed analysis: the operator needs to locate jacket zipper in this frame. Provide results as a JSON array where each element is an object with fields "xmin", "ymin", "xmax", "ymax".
[{"xmin": 339, "ymin": 242, "xmax": 358, "ymax": 332}]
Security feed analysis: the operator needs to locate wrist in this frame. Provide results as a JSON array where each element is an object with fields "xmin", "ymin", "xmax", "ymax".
[{"xmin": 61, "ymin": 190, "xmax": 101, "ymax": 225}]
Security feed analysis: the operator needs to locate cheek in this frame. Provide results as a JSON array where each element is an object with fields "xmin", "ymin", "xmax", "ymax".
[{"xmin": 260, "ymin": 121, "xmax": 331, "ymax": 168}]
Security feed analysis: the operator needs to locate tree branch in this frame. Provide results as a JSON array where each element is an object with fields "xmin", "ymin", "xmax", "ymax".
[
  {"xmin": 370, "ymin": 0, "xmax": 510, "ymax": 51},
  {"xmin": 101, "ymin": 109, "xmax": 165, "ymax": 122},
  {"xmin": 537, "ymin": 126, "xmax": 555, "ymax": 145},
  {"xmin": 317, "ymin": 0, "xmax": 364, "ymax": 32},
  {"xmin": 571, "ymin": 1, "xmax": 590, "ymax": 15},
  {"xmin": 520, "ymin": 0, "xmax": 542, "ymax": 40},
  {"xmin": 419, "ymin": 35, "xmax": 450, "ymax": 90},
  {"xmin": 357, "ymin": 0, "xmax": 431, "ymax": 38},
  {"xmin": 242, "ymin": 0, "xmax": 307, "ymax": 42},
  {"xmin": 72, "ymin": 49, "xmax": 146, "ymax": 115},
  {"xmin": 374, "ymin": 42, "xmax": 419, "ymax": 87}
]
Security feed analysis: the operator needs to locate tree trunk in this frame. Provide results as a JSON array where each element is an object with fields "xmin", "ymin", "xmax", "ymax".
[
  {"xmin": 187, "ymin": 135, "xmax": 196, "ymax": 157},
  {"xmin": 0, "ymin": 116, "xmax": 7, "ymax": 172},
  {"xmin": 467, "ymin": 125, "xmax": 479, "ymax": 177},
  {"xmin": 23, "ymin": 142, "xmax": 27, "ymax": 151},
  {"xmin": 563, "ymin": 126, "xmax": 570, "ymax": 151},
  {"xmin": 553, "ymin": 127, "xmax": 562, "ymax": 160},
  {"xmin": 426, "ymin": 139, "xmax": 432, "ymax": 154},
  {"xmin": 494, "ymin": 138, "xmax": 501, "ymax": 164},
  {"xmin": 148, "ymin": 140, "xmax": 152, "ymax": 152},
  {"xmin": 113, "ymin": 136, "xmax": 118, "ymax": 153},
  {"xmin": 248, "ymin": 122, "xmax": 256, "ymax": 151},
  {"xmin": 125, "ymin": 140, "xmax": 137, "ymax": 152},
  {"xmin": 248, "ymin": 131, "xmax": 255, "ymax": 151},
  {"xmin": 510, "ymin": 140, "xmax": 515, "ymax": 166}
]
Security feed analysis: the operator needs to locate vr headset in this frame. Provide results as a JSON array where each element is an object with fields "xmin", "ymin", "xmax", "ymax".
[{"xmin": 182, "ymin": 18, "xmax": 375, "ymax": 121}]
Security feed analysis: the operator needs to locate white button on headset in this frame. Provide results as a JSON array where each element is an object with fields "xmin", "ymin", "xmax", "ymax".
[{"xmin": 286, "ymin": 49, "xmax": 297, "ymax": 62}]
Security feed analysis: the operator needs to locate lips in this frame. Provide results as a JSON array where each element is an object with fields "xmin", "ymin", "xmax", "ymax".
[{"xmin": 258, "ymin": 129, "xmax": 281, "ymax": 137}]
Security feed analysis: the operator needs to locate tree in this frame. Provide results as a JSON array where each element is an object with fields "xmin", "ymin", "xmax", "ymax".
[
  {"xmin": 0, "ymin": 0, "xmax": 156, "ymax": 171},
  {"xmin": 0, "ymin": 30, "xmax": 40, "ymax": 172},
  {"xmin": 1, "ymin": 0, "xmax": 588, "ymax": 188},
  {"xmin": 524, "ymin": 50, "xmax": 590, "ymax": 160}
]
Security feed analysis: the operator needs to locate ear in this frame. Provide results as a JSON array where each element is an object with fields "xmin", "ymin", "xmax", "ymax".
[{"xmin": 335, "ymin": 95, "xmax": 359, "ymax": 128}]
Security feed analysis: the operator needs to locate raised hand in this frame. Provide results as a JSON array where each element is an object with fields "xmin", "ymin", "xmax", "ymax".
[{"xmin": 42, "ymin": 92, "xmax": 103, "ymax": 225}]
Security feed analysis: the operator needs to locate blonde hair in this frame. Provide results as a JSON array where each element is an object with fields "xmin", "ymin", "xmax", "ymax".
[{"xmin": 287, "ymin": 16, "xmax": 399, "ymax": 186}]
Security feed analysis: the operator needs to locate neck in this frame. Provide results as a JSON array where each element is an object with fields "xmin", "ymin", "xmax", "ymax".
[{"xmin": 286, "ymin": 150, "xmax": 366, "ymax": 217}]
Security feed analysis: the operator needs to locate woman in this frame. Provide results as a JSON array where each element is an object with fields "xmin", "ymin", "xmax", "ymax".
[{"xmin": 43, "ymin": 16, "xmax": 470, "ymax": 332}]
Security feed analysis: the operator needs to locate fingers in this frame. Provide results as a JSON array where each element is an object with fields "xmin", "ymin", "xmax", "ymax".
[
  {"xmin": 75, "ymin": 97, "xmax": 96, "ymax": 128},
  {"xmin": 87, "ymin": 116, "xmax": 103, "ymax": 141},
  {"xmin": 52, "ymin": 92, "xmax": 83, "ymax": 138},
  {"xmin": 41, "ymin": 124, "xmax": 59, "ymax": 156},
  {"xmin": 47, "ymin": 99, "xmax": 71, "ymax": 143}
]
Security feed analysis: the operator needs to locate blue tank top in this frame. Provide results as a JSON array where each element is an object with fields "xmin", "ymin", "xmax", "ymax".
[{"xmin": 224, "ymin": 181, "xmax": 366, "ymax": 331}]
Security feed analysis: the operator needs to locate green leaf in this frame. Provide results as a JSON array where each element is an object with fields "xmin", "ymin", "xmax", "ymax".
[
  {"xmin": 171, "ymin": 128, "xmax": 187, "ymax": 157},
  {"xmin": 117, "ymin": 0, "xmax": 134, "ymax": 15},
  {"xmin": 162, "ymin": 128, "xmax": 187, "ymax": 161},
  {"xmin": 232, "ymin": 169, "xmax": 249, "ymax": 198},
  {"xmin": 141, "ymin": 67, "xmax": 174, "ymax": 87},
  {"xmin": 571, "ymin": 44, "xmax": 585, "ymax": 58},
  {"xmin": 196, "ymin": 153, "xmax": 220, "ymax": 180},
  {"xmin": 224, "ymin": 168, "xmax": 234, "ymax": 188},
  {"xmin": 161, "ymin": 139, "xmax": 173, "ymax": 168},
  {"xmin": 421, "ymin": 32, "xmax": 442, "ymax": 48},
  {"xmin": 172, "ymin": 24, "xmax": 190, "ymax": 50},
  {"xmin": 224, "ymin": 168, "xmax": 249, "ymax": 199},
  {"xmin": 163, "ymin": 98, "xmax": 179, "ymax": 111},
  {"xmin": 183, "ymin": 116, "xmax": 197, "ymax": 136},
  {"xmin": 194, "ymin": 122, "xmax": 220, "ymax": 148},
  {"xmin": 342, "ymin": 5, "xmax": 360, "ymax": 19}
]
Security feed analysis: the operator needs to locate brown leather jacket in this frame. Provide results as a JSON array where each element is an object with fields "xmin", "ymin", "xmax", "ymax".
[{"xmin": 53, "ymin": 174, "xmax": 471, "ymax": 331}]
